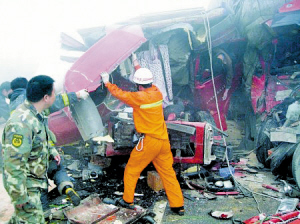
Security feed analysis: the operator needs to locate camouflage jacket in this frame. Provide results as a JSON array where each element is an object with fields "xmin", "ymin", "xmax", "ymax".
[{"xmin": 2, "ymin": 100, "xmax": 59, "ymax": 205}]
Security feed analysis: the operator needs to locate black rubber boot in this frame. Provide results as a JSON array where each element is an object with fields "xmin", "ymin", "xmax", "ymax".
[
  {"xmin": 65, "ymin": 188, "xmax": 81, "ymax": 206},
  {"xmin": 171, "ymin": 206, "xmax": 185, "ymax": 216},
  {"xmin": 116, "ymin": 198, "xmax": 135, "ymax": 210}
]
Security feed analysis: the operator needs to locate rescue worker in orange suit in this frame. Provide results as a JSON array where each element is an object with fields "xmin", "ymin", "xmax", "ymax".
[{"xmin": 100, "ymin": 55, "xmax": 184, "ymax": 216}]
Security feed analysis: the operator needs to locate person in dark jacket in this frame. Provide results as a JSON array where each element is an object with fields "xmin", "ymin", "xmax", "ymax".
[
  {"xmin": 0, "ymin": 81, "xmax": 11, "ymax": 123},
  {"xmin": 9, "ymin": 76, "xmax": 89, "ymax": 116},
  {"xmin": 9, "ymin": 77, "xmax": 28, "ymax": 113}
]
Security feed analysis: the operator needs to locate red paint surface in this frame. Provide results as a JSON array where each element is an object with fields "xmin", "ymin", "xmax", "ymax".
[
  {"xmin": 279, "ymin": 0, "xmax": 300, "ymax": 13},
  {"xmin": 64, "ymin": 25, "xmax": 146, "ymax": 92},
  {"xmin": 170, "ymin": 121, "xmax": 206, "ymax": 164},
  {"xmin": 251, "ymin": 74, "xmax": 266, "ymax": 114},
  {"xmin": 49, "ymin": 25, "xmax": 146, "ymax": 146},
  {"xmin": 194, "ymin": 63, "xmax": 242, "ymax": 131}
]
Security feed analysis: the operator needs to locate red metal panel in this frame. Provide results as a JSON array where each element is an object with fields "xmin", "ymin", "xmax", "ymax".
[
  {"xmin": 279, "ymin": 0, "xmax": 300, "ymax": 13},
  {"xmin": 170, "ymin": 121, "xmax": 206, "ymax": 164},
  {"xmin": 64, "ymin": 25, "xmax": 146, "ymax": 93},
  {"xmin": 49, "ymin": 26, "xmax": 146, "ymax": 146},
  {"xmin": 265, "ymin": 75, "xmax": 289, "ymax": 113},
  {"xmin": 194, "ymin": 63, "xmax": 242, "ymax": 131},
  {"xmin": 48, "ymin": 109, "xmax": 82, "ymax": 146},
  {"xmin": 251, "ymin": 74, "xmax": 266, "ymax": 114}
]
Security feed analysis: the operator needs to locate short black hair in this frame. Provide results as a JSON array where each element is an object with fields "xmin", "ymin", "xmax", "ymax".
[
  {"xmin": 26, "ymin": 75, "xmax": 55, "ymax": 102},
  {"xmin": 0, "ymin": 81, "xmax": 11, "ymax": 91},
  {"xmin": 11, "ymin": 77, "xmax": 28, "ymax": 90}
]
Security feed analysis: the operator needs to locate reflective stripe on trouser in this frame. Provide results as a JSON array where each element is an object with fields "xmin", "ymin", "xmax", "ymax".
[
  {"xmin": 123, "ymin": 135, "xmax": 184, "ymax": 208},
  {"xmin": 10, "ymin": 188, "xmax": 45, "ymax": 224}
]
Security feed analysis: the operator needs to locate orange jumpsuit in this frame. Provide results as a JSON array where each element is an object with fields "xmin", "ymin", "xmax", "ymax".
[{"xmin": 105, "ymin": 82, "xmax": 184, "ymax": 208}]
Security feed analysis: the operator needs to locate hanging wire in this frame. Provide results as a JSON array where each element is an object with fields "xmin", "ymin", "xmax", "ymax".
[
  {"xmin": 200, "ymin": 9, "xmax": 282, "ymax": 215},
  {"xmin": 201, "ymin": 8, "xmax": 227, "ymax": 151}
]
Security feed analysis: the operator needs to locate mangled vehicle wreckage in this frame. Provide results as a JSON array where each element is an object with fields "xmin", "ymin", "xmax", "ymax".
[
  {"xmin": 47, "ymin": 0, "xmax": 300, "ymax": 191},
  {"xmin": 48, "ymin": 6, "xmax": 244, "ymax": 172},
  {"xmin": 251, "ymin": 0, "xmax": 300, "ymax": 188}
]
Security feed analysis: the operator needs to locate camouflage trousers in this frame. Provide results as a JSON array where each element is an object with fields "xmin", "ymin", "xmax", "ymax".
[{"xmin": 9, "ymin": 188, "xmax": 45, "ymax": 224}]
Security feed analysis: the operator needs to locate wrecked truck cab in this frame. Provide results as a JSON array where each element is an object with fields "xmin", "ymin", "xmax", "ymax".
[
  {"xmin": 167, "ymin": 121, "xmax": 215, "ymax": 165},
  {"xmin": 251, "ymin": 0, "xmax": 300, "ymax": 115},
  {"xmin": 252, "ymin": 0, "xmax": 300, "ymax": 189},
  {"xmin": 101, "ymin": 109, "xmax": 216, "ymax": 166},
  {"xmin": 48, "ymin": 6, "xmax": 244, "ymax": 168},
  {"xmin": 49, "ymin": 25, "xmax": 146, "ymax": 146},
  {"xmin": 191, "ymin": 41, "xmax": 245, "ymax": 131}
]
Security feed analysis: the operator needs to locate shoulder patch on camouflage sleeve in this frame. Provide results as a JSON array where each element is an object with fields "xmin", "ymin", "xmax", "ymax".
[{"xmin": 12, "ymin": 134, "xmax": 23, "ymax": 148}]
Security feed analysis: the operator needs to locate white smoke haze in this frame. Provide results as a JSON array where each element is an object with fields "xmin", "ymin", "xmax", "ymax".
[{"xmin": 0, "ymin": 0, "xmax": 210, "ymax": 92}]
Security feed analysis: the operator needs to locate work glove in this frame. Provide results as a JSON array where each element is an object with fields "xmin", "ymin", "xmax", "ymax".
[
  {"xmin": 132, "ymin": 53, "xmax": 137, "ymax": 62},
  {"xmin": 77, "ymin": 89, "xmax": 89, "ymax": 100},
  {"xmin": 101, "ymin": 72, "xmax": 109, "ymax": 84}
]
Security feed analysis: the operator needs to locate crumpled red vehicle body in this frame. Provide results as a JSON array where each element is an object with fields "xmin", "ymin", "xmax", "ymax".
[{"xmin": 49, "ymin": 26, "xmax": 146, "ymax": 146}]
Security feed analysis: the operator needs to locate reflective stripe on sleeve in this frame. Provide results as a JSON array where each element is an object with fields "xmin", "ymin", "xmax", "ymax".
[
  {"xmin": 49, "ymin": 140, "xmax": 55, "ymax": 147},
  {"xmin": 61, "ymin": 93, "xmax": 70, "ymax": 107},
  {"xmin": 140, "ymin": 100, "xmax": 163, "ymax": 109}
]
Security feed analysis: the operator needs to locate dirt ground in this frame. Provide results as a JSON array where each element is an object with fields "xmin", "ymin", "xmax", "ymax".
[
  {"xmin": 0, "ymin": 153, "xmax": 286, "ymax": 224},
  {"xmin": 0, "ymin": 120, "xmax": 296, "ymax": 223},
  {"xmin": 160, "ymin": 156, "xmax": 284, "ymax": 224}
]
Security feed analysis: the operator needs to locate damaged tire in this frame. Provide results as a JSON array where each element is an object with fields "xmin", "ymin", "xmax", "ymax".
[
  {"xmin": 255, "ymin": 116, "xmax": 278, "ymax": 166},
  {"xmin": 292, "ymin": 143, "xmax": 300, "ymax": 189},
  {"xmin": 256, "ymin": 138, "xmax": 272, "ymax": 167},
  {"xmin": 270, "ymin": 142, "xmax": 296, "ymax": 175}
]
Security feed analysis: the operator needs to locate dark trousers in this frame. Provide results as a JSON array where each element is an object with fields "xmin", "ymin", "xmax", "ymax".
[{"xmin": 41, "ymin": 158, "xmax": 72, "ymax": 210}]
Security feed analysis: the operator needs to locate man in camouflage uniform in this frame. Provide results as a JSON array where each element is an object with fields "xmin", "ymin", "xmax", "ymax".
[
  {"xmin": 39, "ymin": 85, "xmax": 88, "ymax": 212},
  {"xmin": 8, "ymin": 76, "xmax": 90, "ymax": 214},
  {"xmin": 2, "ymin": 75, "xmax": 87, "ymax": 223}
]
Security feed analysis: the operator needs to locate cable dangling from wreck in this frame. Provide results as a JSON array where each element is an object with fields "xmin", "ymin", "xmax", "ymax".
[
  {"xmin": 201, "ymin": 10, "xmax": 226, "ymax": 147},
  {"xmin": 201, "ymin": 9, "xmax": 280, "ymax": 213}
]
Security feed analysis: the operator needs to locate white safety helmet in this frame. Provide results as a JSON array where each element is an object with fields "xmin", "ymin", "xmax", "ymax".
[{"xmin": 133, "ymin": 68, "xmax": 153, "ymax": 84}]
